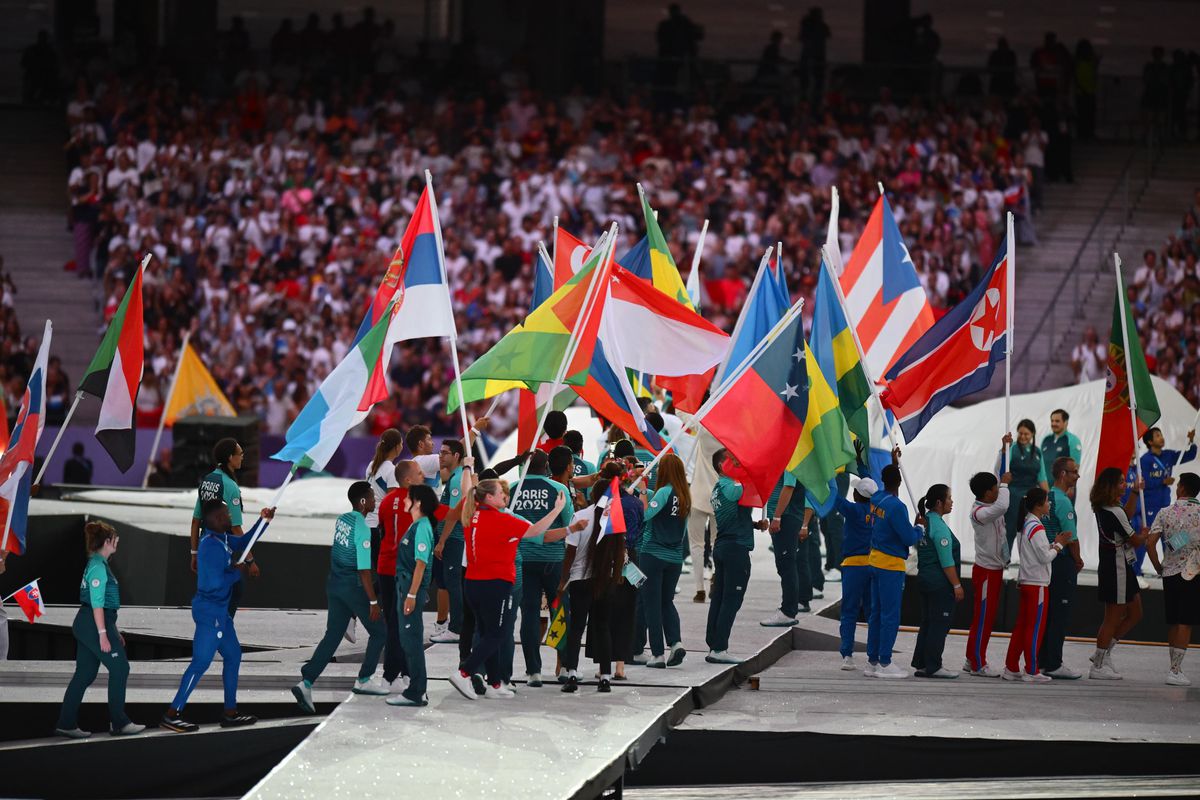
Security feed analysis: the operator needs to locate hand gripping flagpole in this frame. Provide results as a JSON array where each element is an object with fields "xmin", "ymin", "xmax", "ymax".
[
  {"xmin": 142, "ymin": 329, "xmax": 191, "ymax": 488},
  {"xmin": 510, "ymin": 223, "xmax": 618, "ymax": 502},
  {"xmin": 236, "ymin": 466, "xmax": 294, "ymax": 564},
  {"xmin": 1114, "ymin": 253, "xmax": 1149, "ymax": 531}
]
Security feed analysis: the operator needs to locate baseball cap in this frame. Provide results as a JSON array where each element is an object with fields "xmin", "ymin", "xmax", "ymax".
[{"xmin": 854, "ymin": 477, "xmax": 878, "ymax": 497}]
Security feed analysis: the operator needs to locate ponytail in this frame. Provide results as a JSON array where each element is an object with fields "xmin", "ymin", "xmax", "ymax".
[
  {"xmin": 84, "ymin": 520, "xmax": 117, "ymax": 553},
  {"xmin": 1023, "ymin": 486, "xmax": 1048, "ymax": 515},
  {"xmin": 920, "ymin": 484, "xmax": 950, "ymax": 517},
  {"xmin": 367, "ymin": 428, "xmax": 403, "ymax": 480}
]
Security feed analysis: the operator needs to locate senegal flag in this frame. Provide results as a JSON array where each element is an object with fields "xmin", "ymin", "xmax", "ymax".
[
  {"xmin": 80, "ymin": 257, "xmax": 146, "ymax": 472},
  {"xmin": 448, "ymin": 245, "xmax": 610, "ymax": 412},
  {"xmin": 810, "ymin": 264, "xmax": 871, "ymax": 454},
  {"xmin": 1095, "ymin": 262, "xmax": 1160, "ymax": 478}
]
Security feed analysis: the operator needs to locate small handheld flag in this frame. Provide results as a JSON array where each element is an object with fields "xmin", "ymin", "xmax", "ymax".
[
  {"xmin": 9, "ymin": 578, "xmax": 45, "ymax": 623},
  {"xmin": 596, "ymin": 477, "xmax": 627, "ymax": 541},
  {"xmin": 544, "ymin": 596, "xmax": 570, "ymax": 651}
]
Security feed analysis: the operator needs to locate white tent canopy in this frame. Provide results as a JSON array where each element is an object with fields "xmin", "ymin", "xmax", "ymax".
[{"xmin": 899, "ymin": 376, "xmax": 1197, "ymax": 570}]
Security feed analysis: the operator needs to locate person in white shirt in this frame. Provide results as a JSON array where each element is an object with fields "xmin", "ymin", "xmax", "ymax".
[
  {"xmin": 964, "ymin": 450, "xmax": 1011, "ymax": 676},
  {"xmin": 1071, "ymin": 326, "xmax": 1106, "ymax": 383}
]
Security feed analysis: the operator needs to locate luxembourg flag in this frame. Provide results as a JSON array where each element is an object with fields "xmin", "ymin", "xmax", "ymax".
[
  {"xmin": 0, "ymin": 320, "xmax": 50, "ymax": 555},
  {"xmin": 10, "ymin": 579, "xmax": 45, "ymax": 623},
  {"xmin": 839, "ymin": 194, "xmax": 934, "ymax": 382},
  {"xmin": 353, "ymin": 179, "xmax": 455, "ymax": 409},
  {"xmin": 881, "ymin": 237, "xmax": 1010, "ymax": 442}
]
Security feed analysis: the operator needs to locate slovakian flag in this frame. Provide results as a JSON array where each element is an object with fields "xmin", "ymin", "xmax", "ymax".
[
  {"xmin": 0, "ymin": 321, "xmax": 51, "ymax": 555},
  {"xmin": 1095, "ymin": 261, "xmax": 1160, "ymax": 478},
  {"xmin": 839, "ymin": 195, "xmax": 934, "ymax": 382},
  {"xmin": 80, "ymin": 256, "xmax": 145, "ymax": 471},
  {"xmin": 353, "ymin": 180, "xmax": 456, "ymax": 410},
  {"xmin": 11, "ymin": 579, "xmax": 45, "ymax": 623},
  {"xmin": 882, "ymin": 238, "xmax": 1010, "ymax": 442},
  {"xmin": 596, "ymin": 477, "xmax": 627, "ymax": 540}
]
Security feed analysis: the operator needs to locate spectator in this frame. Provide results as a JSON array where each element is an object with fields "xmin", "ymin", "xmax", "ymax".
[
  {"xmin": 797, "ymin": 8, "xmax": 830, "ymax": 104},
  {"xmin": 63, "ymin": 442, "xmax": 94, "ymax": 485},
  {"xmin": 987, "ymin": 37, "xmax": 1018, "ymax": 101},
  {"xmin": 1072, "ymin": 326, "xmax": 1106, "ymax": 384}
]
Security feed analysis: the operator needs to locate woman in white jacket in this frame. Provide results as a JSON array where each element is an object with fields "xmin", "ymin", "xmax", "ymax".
[{"xmin": 1004, "ymin": 488, "xmax": 1072, "ymax": 683}]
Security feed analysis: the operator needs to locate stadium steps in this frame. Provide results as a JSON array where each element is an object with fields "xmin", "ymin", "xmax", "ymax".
[{"xmin": 0, "ymin": 106, "xmax": 99, "ymax": 412}]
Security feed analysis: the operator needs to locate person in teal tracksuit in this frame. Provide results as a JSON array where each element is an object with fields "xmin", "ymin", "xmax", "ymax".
[
  {"xmin": 292, "ymin": 482, "xmax": 389, "ymax": 712},
  {"xmin": 1040, "ymin": 409, "xmax": 1082, "ymax": 468},
  {"xmin": 56, "ymin": 521, "xmax": 145, "ymax": 738},
  {"xmin": 432, "ymin": 439, "xmax": 468, "ymax": 642},
  {"xmin": 1004, "ymin": 419, "xmax": 1049, "ymax": 550},
  {"xmin": 762, "ymin": 472, "xmax": 814, "ymax": 626},
  {"xmin": 705, "ymin": 449, "xmax": 769, "ymax": 664},
  {"xmin": 385, "ymin": 484, "xmax": 440, "ymax": 707},
  {"xmin": 639, "ymin": 453, "xmax": 692, "ymax": 667},
  {"xmin": 190, "ymin": 438, "xmax": 259, "ymax": 616},
  {"xmin": 912, "ymin": 484, "xmax": 963, "ymax": 679}
]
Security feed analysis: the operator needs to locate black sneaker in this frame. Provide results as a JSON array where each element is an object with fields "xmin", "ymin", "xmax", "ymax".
[
  {"xmin": 561, "ymin": 676, "xmax": 579, "ymax": 694},
  {"xmin": 469, "ymin": 673, "xmax": 487, "ymax": 697},
  {"xmin": 219, "ymin": 713, "xmax": 257, "ymax": 728},
  {"xmin": 159, "ymin": 713, "xmax": 199, "ymax": 733},
  {"xmin": 597, "ymin": 678, "xmax": 612, "ymax": 693}
]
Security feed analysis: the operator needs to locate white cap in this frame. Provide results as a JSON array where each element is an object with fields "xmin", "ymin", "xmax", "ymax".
[{"xmin": 854, "ymin": 477, "xmax": 878, "ymax": 497}]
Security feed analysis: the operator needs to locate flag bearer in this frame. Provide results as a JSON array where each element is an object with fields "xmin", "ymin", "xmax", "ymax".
[
  {"xmin": 190, "ymin": 438, "xmax": 259, "ymax": 616},
  {"xmin": 1130, "ymin": 427, "xmax": 1196, "ymax": 579},
  {"xmin": 865, "ymin": 456, "xmax": 923, "ymax": 679}
]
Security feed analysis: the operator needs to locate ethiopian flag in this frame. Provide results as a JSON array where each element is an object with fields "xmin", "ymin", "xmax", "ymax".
[
  {"xmin": 274, "ymin": 302, "xmax": 398, "ymax": 471},
  {"xmin": 810, "ymin": 265, "xmax": 871, "ymax": 455},
  {"xmin": 448, "ymin": 247, "xmax": 610, "ymax": 412},
  {"xmin": 1095, "ymin": 265, "xmax": 1160, "ymax": 478},
  {"xmin": 80, "ymin": 260, "xmax": 145, "ymax": 472}
]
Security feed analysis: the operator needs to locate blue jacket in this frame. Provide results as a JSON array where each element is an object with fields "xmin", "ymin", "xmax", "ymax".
[
  {"xmin": 194, "ymin": 518, "xmax": 263, "ymax": 607},
  {"xmin": 868, "ymin": 490, "xmax": 923, "ymax": 560},
  {"xmin": 834, "ymin": 496, "xmax": 875, "ymax": 559}
]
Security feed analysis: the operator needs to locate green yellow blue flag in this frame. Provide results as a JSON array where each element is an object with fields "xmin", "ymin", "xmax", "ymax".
[{"xmin": 809, "ymin": 264, "xmax": 872, "ymax": 454}]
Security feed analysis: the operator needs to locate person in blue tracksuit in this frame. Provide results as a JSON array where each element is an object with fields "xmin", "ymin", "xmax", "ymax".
[
  {"xmin": 835, "ymin": 476, "xmax": 877, "ymax": 669},
  {"xmin": 865, "ymin": 455, "xmax": 924, "ymax": 679},
  {"xmin": 161, "ymin": 500, "xmax": 273, "ymax": 732},
  {"xmin": 1127, "ymin": 427, "xmax": 1196, "ymax": 576}
]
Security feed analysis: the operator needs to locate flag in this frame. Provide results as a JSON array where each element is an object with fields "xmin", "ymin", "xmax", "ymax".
[
  {"xmin": 12, "ymin": 579, "xmax": 44, "ymax": 623},
  {"xmin": 448, "ymin": 244, "xmax": 611, "ymax": 412},
  {"xmin": 517, "ymin": 246, "xmax": 577, "ymax": 452},
  {"xmin": 769, "ymin": 247, "xmax": 790, "ymax": 308},
  {"xmin": 715, "ymin": 251, "xmax": 789, "ymax": 386},
  {"xmin": 787, "ymin": 340, "xmax": 858, "ymax": 505},
  {"xmin": 1096, "ymin": 266, "xmax": 1160, "ymax": 478},
  {"xmin": 353, "ymin": 184, "xmax": 456, "ymax": 410},
  {"xmin": 810, "ymin": 264, "xmax": 872, "ymax": 451},
  {"xmin": 881, "ymin": 239, "xmax": 1010, "ymax": 442},
  {"xmin": 80, "ymin": 262, "xmax": 144, "ymax": 471},
  {"xmin": 554, "ymin": 227, "xmax": 592, "ymax": 286},
  {"xmin": 596, "ymin": 477, "xmax": 627, "ymax": 540},
  {"xmin": 544, "ymin": 595, "xmax": 570, "ymax": 651},
  {"xmin": 839, "ymin": 195, "xmax": 934, "ymax": 382},
  {"xmin": 0, "ymin": 393, "xmax": 8, "ymax": 452},
  {"xmin": 273, "ymin": 302, "xmax": 399, "ymax": 471},
  {"xmin": 0, "ymin": 321, "xmax": 50, "ymax": 555},
  {"xmin": 685, "ymin": 251, "xmax": 703, "ymax": 310},
  {"xmin": 573, "ymin": 312, "xmax": 667, "ymax": 453},
  {"xmin": 162, "ymin": 341, "xmax": 235, "ymax": 426}
]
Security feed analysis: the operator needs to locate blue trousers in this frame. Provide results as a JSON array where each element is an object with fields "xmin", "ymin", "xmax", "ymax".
[
  {"xmin": 838, "ymin": 564, "xmax": 872, "ymax": 657},
  {"xmin": 706, "ymin": 547, "xmax": 751, "ymax": 653},
  {"xmin": 867, "ymin": 567, "xmax": 906, "ymax": 666},
  {"xmin": 441, "ymin": 537, "xmax": 465, "ymax": 633},
  {"xmin": 396, "ymin": 579, "xmax": 428, "ymax": 702},
  {"xmin": 464, "ymin": 579, "xmax": 513, "ymax": 685},
  {"xmin": 499, "ymin": 572, "xmax": 522, "ymax": 683},
  {"xmin": 172, "ymin": 602, "xmax": 241, "ymax": 711},
  {"xmin": 641, "ymin": 554, "xmax": 683, "ymax": 656},
  {"xmin": 519, "ymin": 559, "xmax": 561, "ymax": 676},
  {"xmin": 378, "ymin": 575, "xmax": 410, "ymax": 683}
]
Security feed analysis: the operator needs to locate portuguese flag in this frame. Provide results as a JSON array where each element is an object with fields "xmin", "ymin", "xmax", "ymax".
[
  {"xmin": 80, "ymin": 260, "xmax": 145, "ymax": 472},
  {"xmin": 1095, "ymin": 265, "xmax": 1160, "ymax": 478}
]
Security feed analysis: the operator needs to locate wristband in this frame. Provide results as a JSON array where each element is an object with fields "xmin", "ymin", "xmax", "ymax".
[
  {"xmin": 952, "ymin": 584, "xmax": 962, "ymax": 590},
  {"xmin": 369, "ymin": 600, "xmax": 378, "ymax": 606},
  {"xmin": 772, "ymin": 517, "xmax": 781, "ymax": 523},
  {"xmin": 190, "ymin": 549, "xmax": 198, "ymax": 555},
  {"xmin": 406, "ymin": 593, "xmax": 417, "ymax": 599},
  {"xmin": 98, "ymin": 629, "xmax": 107, "ymax": 634}
]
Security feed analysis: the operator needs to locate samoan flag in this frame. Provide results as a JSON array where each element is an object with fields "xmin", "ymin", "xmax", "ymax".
[
  {"xmin": 596, "ymin": 477, "xmax": 627, "ymax": 540},
  {"xmin": 0, "ymin": 321, "xmax": 51, "ymax": 555},
  {"xmin": 881, "ymin": 237, "xmax": 1010, "ymax": 442},
  {"xmin": 13, "ymin": 579, "xmax": 44, "ymax": 623},
  {"xmin": 353, "ymin": 183, "xmax": 455, "ymax": 409}
]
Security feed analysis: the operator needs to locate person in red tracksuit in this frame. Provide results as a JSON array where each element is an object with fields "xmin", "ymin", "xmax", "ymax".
[
  {"xmin": 1004, "ymin": 488, "xmax": 1072, "ymax": 683},
  {"xmin": 964, "ymin": 460, "xmax": 1012, "ymax": 676}
]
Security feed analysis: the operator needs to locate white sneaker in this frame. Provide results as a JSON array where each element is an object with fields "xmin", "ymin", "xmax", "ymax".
[
  {"xmin": 1045, "ymin": 665, "xmax": 1082, "ymax": 680},
  {"xmin": 840, "ymin": 655, "xmax": 856, "ymax": 671},
  {"xmin": 759, "ymin": 611, "xmax": 799, "ymax": 627},
  {"xmin": 484, "ymin": 683, "xmax": 516, "ymax": 699},
  {"xmin": 628, "ymin": 653, "xmax": 649, "ymax": 665},
  {"xmin": 1089, "ymin": 663, "xmax": 1123, "ymax": 680},
  {"xmin": 343, "ymin": 619, "xmax": 357, "ymax": 644},
  {"xmin": 667, "ymin": 643, "xmax": 687, "ymax": 667},
  {"xmin": 1022, "ymin": 672, "xmax": 1052, "ymax": 684},
  {"xmin": 388, "ymin": 677, "xmax": 410, "ymax": 694},
  {"xmin": 430, "ymin": 621, "xmax": 448, "ymax": 641},
  {"xmin": 1002, "ymin": 668, "xmax": 1022, "ymax": 682},
  {"xmin": 863, "ymin": 662, "xmax": 878, "ymax": 677},
  {"xmin": 1137, "ymin": 576, "xmax": 1150, "ymax": 590},
  {"xmin": 526, "ymin": 672, "xmax": 543, "ymax": 688},
  {"xmin": 972, "ymin": 664, "xmax": 1002, "ymax": 678},
  {"xmin": 962, "ymin": 659, "xmax": 973, "ymax": 673},
  {"xmin": 824, "ymin": 569, "xmax": 842, "ymax": 583},
  {"xmin": 449, "ymin": 670, "xmax": 481, "ymax": 700},
  {"xmin": 352, "ymin": 677, "xmax": 390, "ymax": 696},
  {"xmin": 430, "ymin": 629, "xmax": 460, "ymax": 643},
  {"xmin": 874, "ymin": 663, "xmax": 909, "ymax": 679},
  {"xmin": 926, "ymin": 668, "xmax": 959, "ymax": 679},
  {"xmin": 1166, "ymin": 670, "xmax": 1191, "ymax": 686},
  {"xmin": 645, "ymin": 654, "xmax": 667, "ymax": 668},
  {"xmin": 704, "ymin": 650, "xmax": 742, "ymax": 664},
  {"xmin": 502, "ymin": 681, "xmax": 519, "ymax": 694},
  {"xmin": 292, "ymin": 681, "xmax": 315, "ymax": 714}
]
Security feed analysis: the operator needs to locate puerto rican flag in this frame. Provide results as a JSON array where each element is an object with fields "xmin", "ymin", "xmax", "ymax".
[
  {"xmin": 11, "ymin": 579, "xmax": 45, "ymax": 623},
  {"xmin": 0, "ymin": 321, "xmax": 51, "ymax": 555},
  {"xmin": 838, "ymin": 195, "xmax": 934, "ymax": 382},
  {"xmin": 352, "ymin": 178, "xmax": 456, "ymax": 410},
  {"xmin": 881, "ymin": 237, "xmax": 1010, "ymax": 442}
]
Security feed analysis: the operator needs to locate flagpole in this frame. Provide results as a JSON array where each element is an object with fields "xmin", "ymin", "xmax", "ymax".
[
  {"xmin": 631, "ymin": 297, "xmax": 807, "ymax": 492},
  {"xmin": 820, "ymin": 246, "xmax": 920, "ymax": 511},
  {"xmin": 688, "ymin": 219, "xmax": 709, "ymax": 302},
  {"xmin": 551, "ymin": 216, "xmax": 559, "ymax": 265},
  {"xmin": 1004, "ymin": 212, "xmax": 1015, "ymax": 471},
  {"xmin": 33, "ymin": 392, "xmax": 82, "ymax": 487},
  {"xmin": 142, "ymin": 330, "xmax": 191, "ymax": 488},
  {"xmin": 236, "ymin": 467, "xmax": 295, "ymax": 564},
  {"xmin": 425, "ymin": 171, "xmax": 472, "ymax": 450},
  {"xmin": 714, "ymin": 246, "xmax": 773, "ymax": 385},
  {"xmin": 512, "ymin": 224, "xmax": 618, "ymax": 502},
  {"xmin": 1, "ymin": 577, "xmax": 39, "ymax": 603},
  {"xmin": 1114, "ymin": 253, "xmax": 1149, "ymax": 530}
]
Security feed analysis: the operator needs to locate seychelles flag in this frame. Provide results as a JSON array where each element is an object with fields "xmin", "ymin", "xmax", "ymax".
[
  {"xmin": 11, "ymin": 579, "xmax": 45, "ymax": 623},
  {"xmin": 0, "ymin": 320, "xmax": 51, "ymax": 555}
]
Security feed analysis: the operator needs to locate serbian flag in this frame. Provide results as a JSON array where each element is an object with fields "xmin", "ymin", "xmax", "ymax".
[
  {"xmin": 353, "ymin": 181, "xmax": 455, "ymax": 410},
  {"xmin": 839, "ymin": 194, "xmax": 934, "ymax": 382},
  {"xmin": 882, "ymin": 238, "xmax": 1010, "ymax": 442},
  {"xmin": 554, "ymin": 228, "xmax": 592, "ymax": 286},
  {"xmin": 596, "ymin": 477, "xmax": 627, "ymax": 540},
  {"xmin": 1095, "ymin": 262, "xmax": 1160, "ymax": 478},
  {"xmin": 11, "ymin": 579, "xmax": 45, "ymax": 623},
  {"xmin": 0, "ymin": 321, "xmax": 51, "ymax": 555}
]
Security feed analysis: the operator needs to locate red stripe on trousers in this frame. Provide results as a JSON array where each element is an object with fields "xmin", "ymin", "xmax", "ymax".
[
  {"xmin": 1006, "ymin": 584, "xmax": 1048, "ymax": 675},
  {"xmin": 965, "ymin": 565, "xmax": 1003, "ymax": 671}
]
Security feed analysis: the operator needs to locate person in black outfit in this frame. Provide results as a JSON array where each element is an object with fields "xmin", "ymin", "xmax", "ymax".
[
  {"xmin": 798, "ymin": 8, "xmax": 830, "ymax": 104},
  {"xmin": 63, "ymin": 442, "xmax": 93, "ymax": 485}
]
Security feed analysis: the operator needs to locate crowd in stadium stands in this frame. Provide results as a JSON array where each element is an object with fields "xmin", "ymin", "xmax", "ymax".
[{"xmin": 54, "ymin": 11, "xmax": 1083, "ymax": 439}]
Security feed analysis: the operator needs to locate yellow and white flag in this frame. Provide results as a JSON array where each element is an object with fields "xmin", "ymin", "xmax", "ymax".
[{"xmin": 164, "ymin": 343, "xmax": 235, "ymax": 426}]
